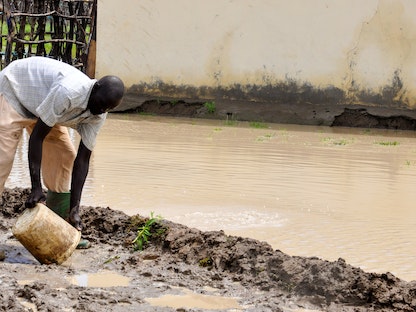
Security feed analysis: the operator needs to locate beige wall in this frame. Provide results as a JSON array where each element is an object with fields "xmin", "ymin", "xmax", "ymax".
[{"xmin": 97, "ymin": 0, "xmax": 416, "ymax": 112}]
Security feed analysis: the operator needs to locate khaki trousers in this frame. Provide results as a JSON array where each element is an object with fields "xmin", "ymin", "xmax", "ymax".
[{"xmin": 0, "ymin": 94, "xmax": 76, "ymax": 195}]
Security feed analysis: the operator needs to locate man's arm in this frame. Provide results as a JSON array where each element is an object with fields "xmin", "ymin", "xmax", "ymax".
[
  {"xmin": 26, "ymin": 119, "xmax": 52, "ymax": 208},
  {"xmin": 69, "ymin": 141, "xmax": 92, "ymax": 231}
]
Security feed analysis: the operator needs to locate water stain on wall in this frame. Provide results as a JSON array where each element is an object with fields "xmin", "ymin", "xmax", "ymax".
[
  {"xmin": 344, "ymin": 0, "xmax": 416, "ymax": 107},
  {"xmin": 121, "ymin": 1, "xmax": 416, "ymax": 128}
]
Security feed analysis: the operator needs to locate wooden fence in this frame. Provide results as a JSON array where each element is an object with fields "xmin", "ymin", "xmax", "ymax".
[{"xmin": 0, "ymin": 0, "xmax": 96, "ymax": 77}]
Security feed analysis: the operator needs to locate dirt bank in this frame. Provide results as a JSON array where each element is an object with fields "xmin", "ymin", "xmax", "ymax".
[
  {"xmin": 1, "ymin": 188, "xmax": 415, "ymax": 311},
  {"xmin": 115, "ymin": 96, "xmax": 416, "ymax": 130}
]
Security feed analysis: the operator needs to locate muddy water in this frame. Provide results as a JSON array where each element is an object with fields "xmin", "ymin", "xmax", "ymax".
[
  {"xmin": 7, "ymin": 114, "xmax": 416, "ymax": 282},
  {"xmin": 145, "ymin": 287, "xmax": 242, "ymax": 310}
]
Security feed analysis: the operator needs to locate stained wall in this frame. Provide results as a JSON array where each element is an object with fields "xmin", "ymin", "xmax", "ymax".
[{"xmin": 96, "ymin": 0, "xmax": 416, "ymax": 123}]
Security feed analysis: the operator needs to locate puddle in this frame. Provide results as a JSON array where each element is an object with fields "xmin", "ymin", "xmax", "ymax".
[
  {"xmin": 18, "ymin": 299, "xmax": 38, "ymax": 312},
  {"xmin": 68, "ymin": 270, "xmax": 130, "ymax": 287},
  {"xmin": 145, "ymin": 287, "xmax": 242, "ymax": 310}
]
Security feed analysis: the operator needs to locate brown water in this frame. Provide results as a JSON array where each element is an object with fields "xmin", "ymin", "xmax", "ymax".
[
  {"xmin": 7, "ymin": 114, "xmax": 416, "ymax": 282},
  {"xmin": 145, "ymin": 286, "xmax": 242, "ymax": 310},
  {"xmin": 68, "ymin": 271, "xmax": 130, "ymax": 287}
]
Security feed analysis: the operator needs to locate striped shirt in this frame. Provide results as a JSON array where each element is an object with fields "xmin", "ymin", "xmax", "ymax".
[{"xmin": 0, "ymin": 56, "xmax": 106, "ymax": 150}]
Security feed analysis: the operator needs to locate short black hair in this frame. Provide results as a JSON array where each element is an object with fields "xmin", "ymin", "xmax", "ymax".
[{"xmin": 97, "ymin": 75, "xmax": 125, "ymax": 101}]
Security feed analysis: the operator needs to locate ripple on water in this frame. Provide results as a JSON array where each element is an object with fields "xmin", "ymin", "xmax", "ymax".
[{"xmin": 6, "ymin": 115, "xmax": 416, "ymax": 282}]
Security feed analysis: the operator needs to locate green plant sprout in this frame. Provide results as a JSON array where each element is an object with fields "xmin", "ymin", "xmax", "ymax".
[
  {"xmin": 104, "ymin": 255, "xmax": 120, "ymax": 264},
  {"xmin": 204, "ymin": 101, "xmax": 216, "ymax": 113},
  {"xmin": 132, "ymin": 212, "xmax": 163, "ymax": 251},
  {"xmin": 256, "ymin": 132, "xmax": 276, "ymax": 142},
  {"xmin": 199, "ymin": 257, "xmax": 213, "ymax": 267},
  {"xmin": 321, "ymin": 137, "xmax": 353, "ymax": 145}
]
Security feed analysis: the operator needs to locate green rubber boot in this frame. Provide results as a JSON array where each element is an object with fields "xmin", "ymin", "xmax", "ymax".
[
  {"xmin": 46, "ymin": 191, "xmax": 71, "ymax": 219},
  {"xmin": 46, "ymin": 190, "xmax": 91, "ymax": 249}
]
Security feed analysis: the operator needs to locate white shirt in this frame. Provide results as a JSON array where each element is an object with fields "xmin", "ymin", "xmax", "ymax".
[{"xmin": 0, "ymin": 56, "xmax": 106, "ymax": 150}]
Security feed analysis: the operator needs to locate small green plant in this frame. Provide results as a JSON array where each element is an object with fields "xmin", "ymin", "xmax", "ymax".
[
  {"xmin": 132, "ymin": 212, "xmax": 163, "ymax": 251},
  {"xmin": 333, "ymin": 139, "xmax": 349, "ymax": 145},
  {"xmin": 375, "ymin": 141, "xmax": 400, "ymax": 146},
  {"xmin": 224, "ymin": 119, "xmax": 238, "ymax": 126},
  {"xmin": 199, "ymin": 257, "xmax": 213, "ymax": 267},
  {"xmin": 283, "ymin": 281, "xmax": 296, "ymax": 292},
  {"xmin": 104, "ymin": 255, "xmax": 120, "ymax": 264},
  {"xmin": 256, "ymin": 132, "xmax": 276, "ymax": 142},
  {"xmin": 249, "ymin": 121, "xmax": 268, "ymax": 129},
  {"xmin": 321, "ymin": 137, "xmax": 353, "ymax": 145},
  {"xmin": 204, "ymin": 101, "xmax": 216, "ymax": 113}
]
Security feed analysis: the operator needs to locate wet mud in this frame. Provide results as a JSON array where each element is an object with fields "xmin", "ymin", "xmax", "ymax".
[
  {"xmin": 1, "ymin": 188, "xmax": 416, "ymax": 311},
  {"xmin": 332, "ymin": 108, "xmax": 416, "ymax": 130}
]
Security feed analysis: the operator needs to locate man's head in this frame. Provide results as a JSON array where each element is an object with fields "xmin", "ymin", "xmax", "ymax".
[{"xmin": 88, "ymin": 75, "xmax": 125, "ymax": 115}]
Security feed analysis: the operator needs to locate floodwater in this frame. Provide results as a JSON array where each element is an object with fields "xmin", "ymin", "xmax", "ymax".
[{"xmin": 6, "ymin": 114, "xmax": 416, "ymax": 282}]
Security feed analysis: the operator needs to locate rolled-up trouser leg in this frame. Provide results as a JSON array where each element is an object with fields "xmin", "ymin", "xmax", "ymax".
[
  {"xmin": 26, "ymin": 124, "xmax": 76, "ymax": 193},
  {"xmin": 0, "ymin": 94, "xmax": 29, "ymax": 197},
  {"xmin": 0, "ymin": 128, "xmax": 22, "ymax": 196}
]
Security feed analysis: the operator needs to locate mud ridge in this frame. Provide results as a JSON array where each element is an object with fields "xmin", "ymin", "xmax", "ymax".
[{"xmin": 1, "ymin": 187, "xmax": 415, "ymax": 311}]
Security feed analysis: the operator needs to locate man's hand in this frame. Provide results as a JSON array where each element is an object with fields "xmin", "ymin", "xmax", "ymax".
[
  {"xmin": 69, "ymin": 205, "xmax": 82, "ymax": 231},
  {"xmin": 27, "ymin": 119, "xmax": 51, "ymax": 208},
  {"xmin": 25, "ymin": 188, "xmax": 46, "ymax": 208}
]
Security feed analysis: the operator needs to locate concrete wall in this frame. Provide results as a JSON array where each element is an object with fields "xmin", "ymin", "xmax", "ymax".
[{"xmin": 97, "ymin": 0, "xmax": 416, "ymax": 125}]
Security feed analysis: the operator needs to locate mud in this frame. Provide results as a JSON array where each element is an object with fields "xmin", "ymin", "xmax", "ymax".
[
  {"xmin": 1, "ymin": 188, "xmax": 416, "ymax": 312},
  {"xmin": 332, "ymin": 108, "xmax": 416, "ymax": 130},
  {"xmin": 115, "ymin": 95, "xmax": 416, "ymax": 131}
]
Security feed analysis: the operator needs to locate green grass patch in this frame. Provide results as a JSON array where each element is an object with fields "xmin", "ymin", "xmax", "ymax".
[
  {"xmin": 374, "ymin": 141, "xmax": 400, "ymax": 146},
  {"xmin": 224, "ymin": 120, "xmax": 238, "ymax": 126},
  {"xmin": 249, "ymin": 121, "xmax": 268, "ymax": 129}
]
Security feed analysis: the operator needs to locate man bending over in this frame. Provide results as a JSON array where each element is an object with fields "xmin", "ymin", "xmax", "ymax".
[{"xmin": 0, "ymin": 56, "xmax": 124, "ymax": 234}]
